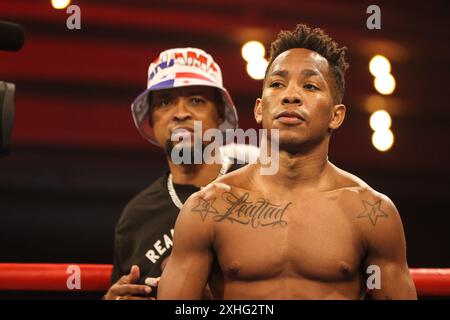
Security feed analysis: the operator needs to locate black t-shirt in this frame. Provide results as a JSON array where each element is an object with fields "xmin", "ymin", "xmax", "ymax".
[{"xmin": 110, "ymin": 163, "xmax": 244, "ymax": 295}]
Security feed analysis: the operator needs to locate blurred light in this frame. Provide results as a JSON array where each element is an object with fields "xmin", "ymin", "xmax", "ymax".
[
  {"xmin": 374, "ymin": 73, "xmax": 396, "ymax": 95},
  {"xmin": 372, "ymin": 129, "xmax": 394, "ymax": 152},
  {"xmin": 246, "ymin": 58, "xmax": 268, "ymax": 80},
  {"xmin": 369, "ymin": 55, "xmax": 391, "ymax": 77},
  {"xmin": 370, "ymin": 110, "xmax": 392, "ymax": 131},
  {"xmin": 241, "ymin": 41, "xmax": 265, "ymax": 62},
  {"xmin": 51, "ymin": 0, "xmax": 71, "ymax": 9}
]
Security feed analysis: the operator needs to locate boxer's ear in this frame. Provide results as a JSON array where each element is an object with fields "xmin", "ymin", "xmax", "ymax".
[
  {"xmin": 329, "ymin": 104, "xmax": 346, "ymax": 130},
  {"xmin": 254, "ymin": 98, "xmax": 263, "ymax": 124}
]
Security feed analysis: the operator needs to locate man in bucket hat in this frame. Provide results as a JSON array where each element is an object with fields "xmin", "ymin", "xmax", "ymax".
[{"xmin": 104, "ymin": 48, "xmax": 246, "ymax": 300}]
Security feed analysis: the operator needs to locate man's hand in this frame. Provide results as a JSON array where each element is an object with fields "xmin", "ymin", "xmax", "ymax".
[{"xmin": 104, "ymin": 265, "xmax": 154, "ymax": 300}]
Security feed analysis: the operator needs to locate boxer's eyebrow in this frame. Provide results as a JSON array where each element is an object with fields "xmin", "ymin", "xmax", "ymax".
[
  {"xmin": 269, "ymin": 68, "xmax": 321, "ymax": 78},
  {"xmin": 301, "ymin": 68, "xmax": 320, "ymax": 78},
  {"xmin": 268, "ymin": 69, "xmax": 288, "ymax": 78}
]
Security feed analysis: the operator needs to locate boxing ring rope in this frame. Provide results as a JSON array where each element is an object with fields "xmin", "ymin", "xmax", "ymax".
[
  {"xmin": 0, "ymin": 263, "xmax": 112, "ymax": 292},
  {"xmin": 0, "ymin": 263, "xmax": 449, "ymax": 296}
]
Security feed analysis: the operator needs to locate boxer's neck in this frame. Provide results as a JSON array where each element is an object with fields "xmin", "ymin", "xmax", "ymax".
[
  {"xmin": 259, "ymin": 138, "xmax": 331, "ymax": 190},
  {"xmin": 278, "ymin": 150, "xmax": 329, "ymax": 183},
  {"xmin": 168, "ymin": 161, "xmax": 223, "ymax": 188}
]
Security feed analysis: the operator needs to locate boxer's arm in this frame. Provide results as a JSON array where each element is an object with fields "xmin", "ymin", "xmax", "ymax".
[
  {"xmin": 158, "ymin": 192, "xmax": 215, "ymax": 300},
  {"xmin": 363, "ymin": 196, "xmax": 417, "ymax": 300}
]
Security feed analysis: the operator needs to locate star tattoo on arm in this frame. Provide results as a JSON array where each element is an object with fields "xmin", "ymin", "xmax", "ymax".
[
  {"xmin": 191, "ymin": 197, "xmax": 219, "ymax": 221},
  {"xmin": 356, "ymin": 200, "xmax": 388, "ymax": 226}
]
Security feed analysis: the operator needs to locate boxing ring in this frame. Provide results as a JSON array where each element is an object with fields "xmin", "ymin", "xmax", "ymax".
[{"xmin": 0, "ymin": 263, "xmax": 449, "ymax": 297}]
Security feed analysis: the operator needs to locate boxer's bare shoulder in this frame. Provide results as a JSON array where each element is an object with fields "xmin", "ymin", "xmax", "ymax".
[
  {"xmin": 328, "ymin": 164, "xmax": 404, "ymax": 250},
  {"xmin": 215, "ymin": 162, "xmax": 255, "ymax": 189},
  {"xmin": 328, "ymin": 163, "xmax": 395, "ymax": 208}
]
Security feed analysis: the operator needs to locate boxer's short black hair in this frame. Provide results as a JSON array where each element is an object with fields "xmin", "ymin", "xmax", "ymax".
[{"xmin": 266, "ymin": 24, "xmax": 349, "ymax": 104}]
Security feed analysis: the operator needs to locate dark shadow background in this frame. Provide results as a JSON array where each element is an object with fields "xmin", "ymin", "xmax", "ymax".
[{"xmin": 0, "ymin": 0, "xmax": 449, "ymax": 298}]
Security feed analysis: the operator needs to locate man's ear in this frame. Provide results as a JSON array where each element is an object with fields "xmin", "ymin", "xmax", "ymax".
[
  {"xmin": 216, "ymin": 110, "xmax": 225, "ymax": 126},
  {"xmin": 217, "ymin": 101, "xmax": 225, "ymax": 124},
  {"xmin": 219, "ymin": 109, "xmax": 225, "ymax": 124},
  {"xmin": 254, "ymin": 98, "xmax": 263, "ymax": 124},
  {"xmin": 329, "ymin": 104, "xmax": 346, "ymax": 130}
]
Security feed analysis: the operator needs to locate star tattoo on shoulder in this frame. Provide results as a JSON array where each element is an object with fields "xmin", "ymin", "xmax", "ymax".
[
  {"xmin": 191, "ymin": 197, "xmax": 219, "ymax": 221},
  {"xmin": 356, "ymin": 200, "xmax": 388, "ymax": 226}
]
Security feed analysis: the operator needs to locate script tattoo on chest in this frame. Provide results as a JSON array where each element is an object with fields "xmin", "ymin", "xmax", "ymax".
[{"xmin": 191, "ymin": 192, "xmax": 290, "ymax": 228}]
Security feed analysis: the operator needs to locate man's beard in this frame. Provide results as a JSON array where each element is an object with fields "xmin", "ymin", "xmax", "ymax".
[{"xmin": 164, "ymin": 138, "xmax": 206, "ymax": 164}]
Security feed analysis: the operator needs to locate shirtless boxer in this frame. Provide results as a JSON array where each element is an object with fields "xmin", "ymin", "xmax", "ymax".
[{"xmin": 158, "ymin": 24, "xmax": 417, "ymax": 300}]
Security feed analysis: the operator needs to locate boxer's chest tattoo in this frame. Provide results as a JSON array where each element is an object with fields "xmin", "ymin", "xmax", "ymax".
[
  {"xmin": 191, "ymin": 192, "xmax": 290, "ymax": 228},
  {"xmin": 356, "ymin": 199, "xmax": 388, "ymax": 226}
]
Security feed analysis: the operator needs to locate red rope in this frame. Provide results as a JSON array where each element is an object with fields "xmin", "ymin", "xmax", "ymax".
[
  {"xmin": 0, "ymin": 263, "xmax": 112, "ymax": 291},
  {"xmin": 410, "ymin": 268, "xmax": 450, "ymax": 296},
  {"xmin": 0, "ymin": 263, "xmax": 449, "ymax": 296}
]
